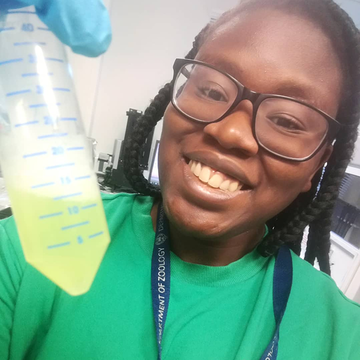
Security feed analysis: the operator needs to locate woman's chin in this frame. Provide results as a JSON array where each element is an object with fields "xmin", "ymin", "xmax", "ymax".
[{"xmin": 162, "ymin": 194, "xmax": 239, "ymax": 241}]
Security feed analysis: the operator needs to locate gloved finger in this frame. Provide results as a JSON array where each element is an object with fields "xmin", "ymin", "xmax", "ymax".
[
  {"xmin": 0, "ymin": 0, "xmax": 112, "ymax": 57},
  {"xmin": 0, "ymin": 1, "xmax": 26, "ymax": 11}
]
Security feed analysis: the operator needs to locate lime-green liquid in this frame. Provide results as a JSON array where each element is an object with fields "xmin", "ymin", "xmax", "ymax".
[{"xmin": 8, "ymin": 187, "xmax": 110, "ymax": 296}]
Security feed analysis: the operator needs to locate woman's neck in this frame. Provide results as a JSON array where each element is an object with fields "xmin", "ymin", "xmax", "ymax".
[{"xmin": 151, "ymin": 201, "xmax": 265, "ymax": 267}]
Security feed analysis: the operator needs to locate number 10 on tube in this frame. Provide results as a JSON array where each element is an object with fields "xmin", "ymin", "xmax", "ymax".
[{"xmin": 0, "ymin": 8, "xmax": 110, "ymax": 296}]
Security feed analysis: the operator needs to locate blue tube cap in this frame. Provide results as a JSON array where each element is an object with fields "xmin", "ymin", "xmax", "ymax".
[{"xmin": 0, "ymin": 0, "xmax": 112, "ymax": 57}]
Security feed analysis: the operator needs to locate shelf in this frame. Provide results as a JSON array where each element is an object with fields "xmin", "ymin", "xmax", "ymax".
[
  {"xmin": 346, "ymin": 165, "xmax": 360, "ymax": 177},
  {"xmin": 330, "ymin": 231, "xmax": 359, "ymax": 256}
]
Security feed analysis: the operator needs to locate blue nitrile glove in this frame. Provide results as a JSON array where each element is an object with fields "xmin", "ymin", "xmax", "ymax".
[{"xmin": 0, "ymin": 0, "xmax": 112, "ymax": 57}]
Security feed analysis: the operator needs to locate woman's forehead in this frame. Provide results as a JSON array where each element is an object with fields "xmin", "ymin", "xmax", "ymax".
[{"xmin": 197, "ymin": 8, "xmax": 343, "ymax": 116}]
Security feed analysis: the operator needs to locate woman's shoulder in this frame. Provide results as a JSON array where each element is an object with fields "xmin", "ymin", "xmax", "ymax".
[
  {"xmin": 101, "ymin": 190, "xmax": 152, "ymax": 206},
  {"xmin": 279, "ymin": 252, "xmax": 360, "ymax": 359},
  {"xmin": 101, "ymin": 191, "xmax": 154, "ymax": 230},
  {"xmin": 290, "ymin": 251, "xmax": 360, "ymax": 316},
  {"xmin": 0, "ymin": 214, "xmax": 26, "ymax": 272},
  {"xmin": 101, "ymin": 191, "xmax": 153, "ymax": 213}
]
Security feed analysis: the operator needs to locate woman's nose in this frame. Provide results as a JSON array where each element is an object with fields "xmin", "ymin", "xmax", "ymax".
[{"xmin": 203, "ymin": 100, "xmax": 259, "ymax": 157}]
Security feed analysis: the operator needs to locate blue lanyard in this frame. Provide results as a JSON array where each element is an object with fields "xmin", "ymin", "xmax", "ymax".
[{"xmin": 151, "ymin": 203, "xmax": 293, "ymax": 360}]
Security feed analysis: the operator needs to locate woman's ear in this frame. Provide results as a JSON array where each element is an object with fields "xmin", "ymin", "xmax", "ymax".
[{"xmin": 301, "ymin": 144, "xmax": 333, "ymax": 193}]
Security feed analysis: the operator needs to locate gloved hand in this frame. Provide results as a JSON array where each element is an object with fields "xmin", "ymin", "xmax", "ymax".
[{"xmin": 0, "ymin": 0, "xmax": 112, "ymax": 57}]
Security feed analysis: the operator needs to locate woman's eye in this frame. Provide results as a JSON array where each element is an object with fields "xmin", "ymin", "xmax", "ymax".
[
  {"xmin": 269, "ymin": 116, "xmax": 303, "ymax": 131},
  {"xmin": 198, "ymin": 86, "xmax": 228, "ymax": 102}
]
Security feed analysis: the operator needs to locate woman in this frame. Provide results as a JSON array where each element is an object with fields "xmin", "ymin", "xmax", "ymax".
[{"xmin": 1, "ymin": 0, "xmax": 360, "ymax": 359}]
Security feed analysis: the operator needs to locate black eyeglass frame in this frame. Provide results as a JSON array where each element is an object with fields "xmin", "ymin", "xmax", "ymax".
[{"xmin": 170, "ymin": 58, "xmax": 342, "ymax": 162}]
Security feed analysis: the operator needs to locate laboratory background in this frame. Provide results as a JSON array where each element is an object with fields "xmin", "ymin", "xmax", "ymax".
[{"xmin": 1, "ymin": 0, "xmax": 360, "ymax": 302}]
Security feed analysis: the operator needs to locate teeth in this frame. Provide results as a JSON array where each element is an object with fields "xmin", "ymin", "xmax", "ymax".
[
  {"xmin": 188, "ymin": 160, "xmax": 244, "ymax": 192},
  {"xmin": 199, "ymin": 166, "xmax": 211, "ymax": 183},
  {"xmin": 219, "ymin": 179, "xmax": 230, "ymax": 191},
  {"xmin": 208, "ymin": 174, "xmax": 224, "ymax": 188},
  {"xmin": 194, "ymin": 162, "xmax": 202, "ymax": 176},
  {"xmin": 229, "ymin": 181, "xmax": 239, "ymax": 192},
  {"xmin": 190, "ymin": 160, "xmax": 196, "ymax": 173}
]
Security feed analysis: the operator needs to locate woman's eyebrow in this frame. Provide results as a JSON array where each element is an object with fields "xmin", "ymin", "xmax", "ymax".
[
  {"xmin": 270, "ymin": 81, "xmax": 320, "ymax": 107},
  {"xmin": 271, "ymin": 82, "xmax": 310, "ymax": 99},
  {"xmin": 198, "ymin": 56, "xmax": 244, "ymax": 78},
  {"xmin": 198, "ymin": 56, "xmax": 320, "ymax": 107}
]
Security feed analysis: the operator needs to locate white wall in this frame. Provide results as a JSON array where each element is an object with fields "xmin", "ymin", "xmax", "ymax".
[
  {"xmin": 337, "ymin": 0, "xmax": 360, "ymax": 27},
  {"xmin": 65, "ymin": 0, "xmax": 112, "ymax": 136},
  {"xmin": 336, "ymin": 0, "xmax": 360, "ymax": 167},
  {"xmin": 68, "ymin": 0, "xmax": 360, "ymax": 161},
  {"xmin": 69, "ymin": 0, "xmax": 239, "ymax": 155}
]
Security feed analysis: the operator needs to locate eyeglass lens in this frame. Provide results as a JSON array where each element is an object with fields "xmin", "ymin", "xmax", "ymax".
[{"xmin": 173, "ymin": 63, "xmax": 329, "ymax": 159}]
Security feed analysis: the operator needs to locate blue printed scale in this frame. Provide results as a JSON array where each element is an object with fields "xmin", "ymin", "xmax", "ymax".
[{"xmin": 0, "ymin": 8, "xmax": 110, "ymax": 296}]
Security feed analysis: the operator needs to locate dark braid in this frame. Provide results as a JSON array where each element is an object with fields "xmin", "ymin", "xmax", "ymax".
[
  {"xmin": 123, "ymin": 83, "xmax": 171, "ymax": 197},
  {"xmin": 124, "ymin": 0, "xmax": 360, "ymax": 274},
  {"xmin": 303, "ymin": 2, "xmax": 360, "ymax": 272},
  {"xmin": 259, "ymin": 121, "xmax": 359, "ymax": 272},
  {"xmin": 304, "ymin": 122, "xmax": 359, "ymax": 270},
  {"xmin": 258, "ymin": 1, "xmax": 360, "ymax": 274},
  {"xmin": 123, "ymin": 26, "xmax": 210, "ymax": 196}
]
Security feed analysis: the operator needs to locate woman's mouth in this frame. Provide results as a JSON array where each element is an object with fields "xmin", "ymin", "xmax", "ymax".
[{"xmin": 188, "ymin": 160, "xmax": 249, "ymax": 192}]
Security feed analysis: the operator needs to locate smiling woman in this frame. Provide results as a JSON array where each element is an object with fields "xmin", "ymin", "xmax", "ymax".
[
  {"xmin": 157, "ymin": 6, "xmax": 344, "ymax": 266},
  {"xmin": 1, "ymin": 0, "xmax": 360, "ymax": 359},
  {"xmin": 125, "ymin": 0, "xmax": 359, "ymax": 272},
  {"xmin": 122, "ymin": 0, "xmax": 360, "ymax": 357}
]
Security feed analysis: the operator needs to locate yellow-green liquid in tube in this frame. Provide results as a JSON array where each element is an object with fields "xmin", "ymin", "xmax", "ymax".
[
  {"xmin": 7, "ymin": 184, "xmax": 110, "ymax": 296},
  {"xmin": 0, "ymin": 9, "xmax": 110, "ymax": 296}
]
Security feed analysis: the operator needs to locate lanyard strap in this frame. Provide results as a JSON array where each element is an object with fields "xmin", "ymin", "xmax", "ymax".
[
  {"xmin": 151, "ymin": 203, "xmax": 171, "ymax": 360},
  {"xmin": 259, "ymin": 245, "xmax": 293, "ymax": 360},
  {"xmin": 151, "ymin": 203, "xmax": 293, "ymax": 360}
]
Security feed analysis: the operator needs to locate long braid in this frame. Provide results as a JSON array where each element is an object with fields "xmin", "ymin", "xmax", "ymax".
[
  {"xmin": 253, "ymin": 1, "xmax": 360, "ymax": 274},
  {"xmin": 123, "ymin": 26, "xmax": 210, "ymax": 196},
  {"xmin": 304, "ymin": 1, "xmax": 360, "ymax": 271},
  {"xmin": 123, "ymin": 84, "xmax": 171, "ymax": 197},
  {"xmin": 237, "ymin": 0, "xmax": 360, "ymax": 273},
  {"xmin": 304, "ymin": 123, "xmax": 359, "ymax": 271},
  {"xmin": 258, "ymin": 123, "xmax": 359, "ymax": 272}
]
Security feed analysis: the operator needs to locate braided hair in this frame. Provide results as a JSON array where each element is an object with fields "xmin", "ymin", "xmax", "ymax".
[{"xmin": 124, "ymin": 0, "xmax": 360, "ymax": 274}]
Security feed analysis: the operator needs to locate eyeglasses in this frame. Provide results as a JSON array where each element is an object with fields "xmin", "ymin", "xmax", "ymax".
[{"xmin": 170, "ymin": 58, "xmax": 341, "ymax": 161}]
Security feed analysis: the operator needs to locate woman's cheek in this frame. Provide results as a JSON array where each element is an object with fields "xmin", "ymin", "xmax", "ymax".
[{"xmin": 261, "ymin": 157, "xmax": 315, "ymax": 200}]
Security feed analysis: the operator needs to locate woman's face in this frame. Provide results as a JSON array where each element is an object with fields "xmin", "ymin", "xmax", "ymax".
[{"xmin": 159, "ymin": 8, "xmax": 343, "ymax": 241}]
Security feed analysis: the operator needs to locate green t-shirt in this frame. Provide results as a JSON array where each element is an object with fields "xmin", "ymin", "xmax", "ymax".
[{"xmin": 0, "ymin": 192, "xmax": 360, "ymax": 360}]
